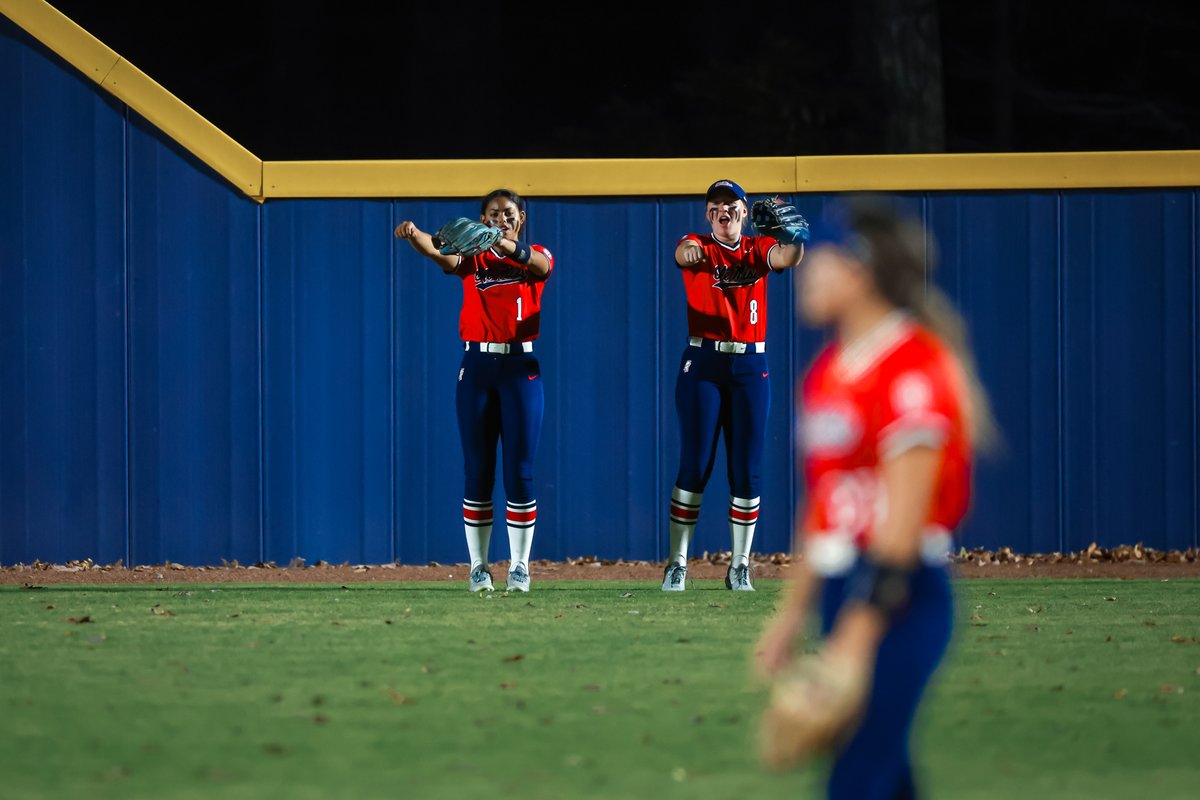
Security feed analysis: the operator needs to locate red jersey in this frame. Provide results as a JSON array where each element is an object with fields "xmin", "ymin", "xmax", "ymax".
[
  {"xmin": 677, "ymin": 234, "xmax": 780, "ymax": 342},
  {"xmin": 798, "ymin": 313, "xmax": 972, "ymax": 576},
  {"xmin": 452, "ymin": 244, "xmax": 553, "ymax": 342}
]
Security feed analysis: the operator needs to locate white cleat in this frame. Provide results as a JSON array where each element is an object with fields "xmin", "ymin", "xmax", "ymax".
[
  {"xmin": 469, "ymin": 564, "xmax": 494, "ymax": 592},
  {"xmin": 506, "ymin": 564, "xmax": 531, "ymax": 593},
  {"xmin": 661, "ymin": 562, "xmax": 687, "ymax": 592},
  {"xmin": 725, "ymin": 564, "xmax": 755, "ymax": 591}
]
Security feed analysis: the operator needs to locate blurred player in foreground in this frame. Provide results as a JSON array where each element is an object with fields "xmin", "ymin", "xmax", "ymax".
[
  {"xmin": 664, "ymin": 180, "xmax": 808, "ymax": 592},
  {"xmin": 395, "ymin": 190, "xmax": 553, "ymax": 593},
  {"xmin": 754, "ymin": 196, "xmax": 995, "ymax": 797}
]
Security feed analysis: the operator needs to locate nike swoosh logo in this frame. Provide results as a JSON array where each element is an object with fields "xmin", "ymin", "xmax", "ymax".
[
  {"xmin": 762, "ymin": 372, "xmax": 769, "ymax": 378},
  {"xmin": 528, "ymin": 375, "xmax": 538, "ymax": 380}
]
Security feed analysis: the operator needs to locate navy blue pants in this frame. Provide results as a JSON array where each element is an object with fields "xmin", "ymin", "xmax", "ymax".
[
  {"xmin": 674, "ymin": 343, "xmax": 769, "ymax": 498},
  {"xmin": 456, "ymin": 348, "xmax": 544, "ymax": 503},
  {"xmin": 820, "ymin": 565, "xmax": 955, "ymax": 800}
]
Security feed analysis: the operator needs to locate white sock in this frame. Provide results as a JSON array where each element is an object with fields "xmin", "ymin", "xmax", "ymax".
[
  {"xmin": 506, "ymin": 499, "xmax": 536, "ymax": 570},
  {"xmin": 729, "ymin": 496, "xmax": 760, "ymax": 568},
  {"xmin": 668, "ymin": 486, "xmax": 702, "ymax": 566},
  {"xmin": 463, "ymin": 499, "xmax": 493, "ymax": 569}
]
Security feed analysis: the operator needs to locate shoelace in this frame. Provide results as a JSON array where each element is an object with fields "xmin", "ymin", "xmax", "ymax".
[
  {"xmin": 510, "ymin": 567, "xmax": 528, "ymax": 581},
  {"xmin": 667, "ymin": 565, "xmax": 685, "ymax": 586},
  {"xmin": 472, "ymin": 567, "xmax": 490, "ymax": 583},
  {"xmin": 732, "ymin": 565, "xmax": 749, "ymax": 586}
]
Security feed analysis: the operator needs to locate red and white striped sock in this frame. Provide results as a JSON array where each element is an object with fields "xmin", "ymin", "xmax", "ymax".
[
  {"xmin": 463, "ymin": 499, "xmax": 493, "ymax": 569},
  {"xmin": 729, "ymin": 496, "xmax": 760, "ymax": 567},
  {"xmin": 506, "ymin": 499, "xmax": 536, "ymax": 569},
  {"xmin": 668, "ymin": 487, "xmax": 702, "ymax": 566}
]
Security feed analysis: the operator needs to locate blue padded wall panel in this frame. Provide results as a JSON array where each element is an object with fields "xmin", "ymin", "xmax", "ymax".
[
  {"xmin": 391, "ymin": 199, "xmax": 482, "ymax": 564},
  {"xmin": 927, "ymin": 193, "xmax": 1062, "ymax": 552},
  {"xmin": 0, "ymin": 18, "xmax": 128, "ymax": 565},
  {"xmin": 1060, "ymin": 191, "xmax": 1197, "ymax": 551},
  {"xmin": 125, "ymin": 116, "xmax": 262, "ymax": 566},
  {"xmin": 4, "ymin": 4, "xmax": 1200, "ymax": 566},
  {"xmin": 263, "ymin": 200, "xmax": 392, "ymax": 565},
  {"xmin": 532, "ymin": 198, "xmax": 665, "ymax": 561}
]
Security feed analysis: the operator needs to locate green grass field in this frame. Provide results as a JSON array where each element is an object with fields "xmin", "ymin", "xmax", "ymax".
[{"xmin": 2, "ymin": 579, "xmax": 1198, "ymax": 799}]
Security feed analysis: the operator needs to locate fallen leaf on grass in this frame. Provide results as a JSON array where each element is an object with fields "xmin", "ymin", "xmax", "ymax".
[
  {"xmin": 499, "ymin": 682, "xmax": 516, "ymax": 690},
  {"xmin": 262, "ymin": 743, "xmax": 286, "ymax": 755},
  {"xmin": 969, "ymin": 614, "xmax": 986, "ymax": 626},
  {"xmin": 1160, "ymin": 684, "xmax": 1184, "ymax": 695},
  {"xmin": 20, "ymin": 583, "xmax": 44, "ymax": 590},
  {"xmin": 1050, "ymin": 685, "xmax": 1064, "ymax": 692},
  {"xmin": 1113, "ymin": 689, "xmax": 1128, "ymax": 700},
  {"xmin": 1170, "ymin": 636, "xmax": 1199, "ymax": 644},
  {"xmin": 1142, "ymin": 620, "xmax": 1158, "ymax": 627},
  {"xmin": 708, "ymin": 603, "xmax": 727, "ymax": 609},
  {"xmin": 554, "ymin": 613, "xmax": 564, "ymax": 619},
  {"xmin": 386, "ymin": 690, "xmax": 414, "ymax": 705},
  {"xmin": 312, "ymin": 714, "xmax": 328, "ymax": 725},
  {"xmin": 1104, "ymin": 596, "xmax": 1117, "ymax": 602},
  {"xmin": 1027, "ymin": 606, "xmax": 1043, "ymax": 615},
  {"xmin": 676, "ymin": 638, "xmax": 691, "ymax": 644},
  {"xmin": 1026, "ymin": 626, "xmax": 1041, "ymax": 632},
  {"xmin": 45, "ymin": 605, "xmax": 55, "ymax": 610},
  {"xmin": 150, "ymin": 605, "xmax": 175, "ymax": 617},
  {"xmin": 583, "ymin": 684, "xmax": 602, "ymax": 691},
  {"xmin": 65, "ymin": 616, "xmax": 92, "ymax": 624},
  {"xmin": 575, "ymin": 604, "xmax": 589, "ymax": 609},
  {"xmin": 502, "ymin": 654, "xmax": 524, "ymax": 663},
  {"xmin": 620, "ymin": 592, "xmax": 634, "ymax": 598}
]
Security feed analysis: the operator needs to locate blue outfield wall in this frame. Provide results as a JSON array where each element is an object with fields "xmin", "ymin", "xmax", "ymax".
[{"xmin": 2, "ymin": 17, "xmax": 1198, "ymax": 565}]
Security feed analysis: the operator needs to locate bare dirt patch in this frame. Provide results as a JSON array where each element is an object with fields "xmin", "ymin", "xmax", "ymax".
[{"xmin": 4, "ymin": 544, "xmax": 1197, "ymax": 586}]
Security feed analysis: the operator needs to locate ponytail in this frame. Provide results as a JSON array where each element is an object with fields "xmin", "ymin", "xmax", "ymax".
[{"xmin": 843, "ymin": 197, "xmax": 999, "ymax": 451}]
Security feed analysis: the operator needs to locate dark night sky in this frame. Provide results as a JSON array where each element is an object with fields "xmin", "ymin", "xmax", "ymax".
[{"xmin": 47, "ymin": 0, "xmax": 1200, "ymax": 160}]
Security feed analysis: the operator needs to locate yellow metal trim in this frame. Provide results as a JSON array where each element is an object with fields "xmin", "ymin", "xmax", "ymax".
[
  {"xmin": 265, "ymin": 150, "xmax": 1199, "ymax": 198},
  {"xmin": 795, "ymin": 151, "xmax": 1200, "ymax": 192},
  {"xmin": 262, "ymin": 158, "xmax": 796, "ymax": 199},
  {"xmin": 0, "ymin": 0, "xmax": 117, "ymax": 82},
  {"xmin": 99, "ymin": 59, "xmax": 262, "ymax": 197},
  {"xmin": 1, "ymin": 0, "xmax": 263, "ymax": 198}
]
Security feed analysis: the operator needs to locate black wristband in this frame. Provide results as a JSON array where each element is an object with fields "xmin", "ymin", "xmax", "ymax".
[
  {"xmin": 510, "ymin": 240, "xmax": 532, "ymax": 265},
  {"xmin": 845, "ymin": 556, "xmax": 915, "ymax": 621}
]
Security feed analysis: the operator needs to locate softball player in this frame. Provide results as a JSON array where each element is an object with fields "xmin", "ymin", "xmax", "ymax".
[
  {"xmin": 664, "ymin": 180, "xmax": 806, "ymax": 592},
  {"xmin": 755, "ymin": 197, "xmax": 995, "ymax": 797},
  {"xmin": 394, "ymin": 189, "xmax": 553, "ymax": 593}
]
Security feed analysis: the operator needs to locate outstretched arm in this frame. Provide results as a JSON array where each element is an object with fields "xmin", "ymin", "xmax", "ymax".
[
  {"xmin": 675, "ymin": 239, "xmax": 706, "ymax": 267},
  {"xmin": 769, "ymin": 243, "xmax": 805, "ymax": 270},
  {"xmin": 394, "ymin": 221, "xmax": 461, "ymax": 273},
  {"xmin": 493, "ymin": 237, "xmax": 552, "ymax": 278}
]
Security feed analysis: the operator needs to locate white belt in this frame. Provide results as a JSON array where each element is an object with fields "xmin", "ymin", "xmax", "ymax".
[
  {"xmin": 466, "ymin": 341, "xmax": 533, "ymax": 354},
  {"xmin": 688, "ymin": 336, "xmax": 764, "ymax": 354}
]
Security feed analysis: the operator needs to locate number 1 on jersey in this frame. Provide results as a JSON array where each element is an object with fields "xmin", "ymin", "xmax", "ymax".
[{"xmin": 516, "ymin": 297, "xmax": 523, "ymax": 321}]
